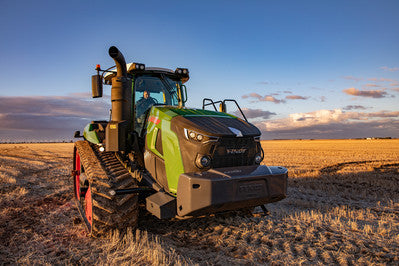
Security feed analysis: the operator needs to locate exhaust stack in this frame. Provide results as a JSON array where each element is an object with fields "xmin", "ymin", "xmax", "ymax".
[{"xmin": 106, "ymin": 46, "xmax": 132, "ymax": 152}]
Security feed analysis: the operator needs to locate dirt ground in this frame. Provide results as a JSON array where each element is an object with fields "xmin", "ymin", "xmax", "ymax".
[{"xmin": 0, "ymin": 140, "xmax": 398, "ymax": 264}]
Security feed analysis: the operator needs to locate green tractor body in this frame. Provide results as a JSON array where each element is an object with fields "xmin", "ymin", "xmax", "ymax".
[{"xmin": 73, "ymin": 46, "xmax": 287, "ymax": 235}]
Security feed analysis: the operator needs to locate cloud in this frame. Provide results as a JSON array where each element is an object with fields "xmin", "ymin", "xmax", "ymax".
[
  {"xmin": 380, "ymin": 66, "xmax": 399, "ymax": 72},
  {"xmin": 242, "ymin": 93, "xmax": 285, "ymax": 104},
  {"xmin": 257, "ymin": 81, "xmax": 269, "ymax": 85},
  {"xmin": 254, "ymin": 109, "xmax": 399, "ymax": 139},
  {"xmin": 368, "ymin": 77, "xmax": 396, "ymax": 82},
  {"xmin": 319, "ymin": 96, "xmax": 326, "ymax": 102},
  {"xmin": 236, "ymin": 108, "xmax": 276, "ymax": 120},
  {"xmin": 366, "ymin": 111, "xmax": 399, "ymax": 118},
  {"xmin": 285, "ymin": 95, "xmax": 310, "ymax": 100},
  {"xmin": 0, "ymin": 95, "xmax": 110, "ymax": 142},
  {"xmin": 242, "ymin": 92, "xmax": 310, "ymax": 103},
  {"xmin": 343, "ymin": 105, "xmax": 367, "ymax": 110},
  {"xmin": 364, "ymin": 83, "xmax": 380, "ymax": 88},
  {"xmin": 263, "ymin": 96, "xmax": 285, "ymax": 103},
  {"xmin": 343, "ymin": 76, "xmax": 362, "ymax": 82},
  {"xmin": 343, "ymin": 87, "xmax": 389, "ymax": 98},
  {"xmin": 242, "ymin": 92, "xmax": 262, "ymax": 100}
]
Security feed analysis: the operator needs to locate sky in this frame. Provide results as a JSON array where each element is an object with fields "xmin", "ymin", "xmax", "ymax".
[{"xmin": 0, "ymin": 0, "xmax": 398, "ymax": 141}]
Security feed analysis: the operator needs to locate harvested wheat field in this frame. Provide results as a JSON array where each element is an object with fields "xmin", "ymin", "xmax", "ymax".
[{"xmin": 0, "ymin": 139, "xmax": 398, "ymax": 264}]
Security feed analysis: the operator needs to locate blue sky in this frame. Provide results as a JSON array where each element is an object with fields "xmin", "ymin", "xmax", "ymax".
[{"xmin": 0, "ymin": 0, "xmax": 398, "ymax": 141}]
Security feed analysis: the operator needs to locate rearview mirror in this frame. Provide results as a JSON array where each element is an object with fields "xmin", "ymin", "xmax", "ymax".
[
  {"xmin": 182, "ymin": 85, "xmax": 188, "ymax": 103},
  {"xmin": 91, "ymin": 75, "xmax": 103, "ymax": 98}
]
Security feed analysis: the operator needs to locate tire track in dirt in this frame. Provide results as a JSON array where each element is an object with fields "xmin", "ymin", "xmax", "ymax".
[{"xmin": 320, "ymin": 160, "xmax": 379, "ymax": 174}]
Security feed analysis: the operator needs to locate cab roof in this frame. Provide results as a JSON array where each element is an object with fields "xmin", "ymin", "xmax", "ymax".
[{"xmin": 103, "ymin": 63, "xmax": 186, "ymax": 82}]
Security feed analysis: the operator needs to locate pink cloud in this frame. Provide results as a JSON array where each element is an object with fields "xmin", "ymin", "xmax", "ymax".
[
  {"xmin": 343, "ymin": 76, "xmax": 362, "ymax": 82},
  {"xmin": 364, "ymin": 83, "xmax": 380, "ymax": 88},
  {"xmin": 253, "ymin": 109, "xmax": 399, "ymax": 139},
  {"xmin": 285, "ymin": 95, "xmax": 310, "ymax": 100},
  {"xmin": 343, "ymin": 88, "xmax": 388, "ymax": 98},
  {"xmin": 380, "ymin": 66, "xmax": 399, "ymax": 72},
  {"xmin": 242, "ymin": 93, "xmax": 285, "ymax": 104},
  {"xmin": 368, "ymin": 77, "xmax": 396, "ymax": 82}
]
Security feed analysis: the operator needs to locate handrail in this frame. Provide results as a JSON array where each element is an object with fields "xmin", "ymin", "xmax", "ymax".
[
  {"xmin": 202, "ymin": 98, "xmax": 219, "ymax": 111},
  {"xmin": 222, "ymin": 99, "xmax": 248, "ymax": 122},
  {"xmin": 202, "ymin": 98, "xmax": 248, "ymax": 122}
]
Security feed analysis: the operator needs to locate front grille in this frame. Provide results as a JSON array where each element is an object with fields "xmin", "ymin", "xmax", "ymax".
[{"xmin": 211, "ymin": 137, "xmax": 255, "ymax": 168}]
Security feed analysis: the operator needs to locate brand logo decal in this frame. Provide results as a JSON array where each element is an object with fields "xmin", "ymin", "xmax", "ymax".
[
  {"xmin": 226, "ymin": 148, "xmax": 247, "ymax": 154},
  {"xmin": 149, "ymin": 116, "xmax": 161, "ymax": 125},
  {"xmin": 228, "ymin": 127, "xmax": 243, "ymax": 137},
  {"xmin": 238, "ymin": 183, "xmax": 264, "ymax": 196}
]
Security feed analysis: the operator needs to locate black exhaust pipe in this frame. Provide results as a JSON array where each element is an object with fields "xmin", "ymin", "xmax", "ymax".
[
  {"xmin": 109, "ymin": 46, "xmax": 127, "ymax": 78},
  {"xmin": 106, "ymin": 46, "xmax": 132, "ymax": 152}
]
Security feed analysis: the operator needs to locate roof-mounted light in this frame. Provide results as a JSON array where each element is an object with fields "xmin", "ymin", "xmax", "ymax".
[
  {"xmin": 175, "ymin": 68, "xmax": 189, "ymax": 76},
  {"xmin": 128, "ymin": 63, "xmax": 145, "ymax": 72}
]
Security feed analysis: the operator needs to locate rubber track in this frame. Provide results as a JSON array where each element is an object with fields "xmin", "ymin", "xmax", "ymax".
[{"xmin": 75, "ymin": 140, "xmax": 138, "ymax": 236}]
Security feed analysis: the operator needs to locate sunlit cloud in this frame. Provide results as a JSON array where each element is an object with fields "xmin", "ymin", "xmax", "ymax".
[
  {"xmin": 285, "ymin": 95, "xmax": 310, "ymax": 100},
  {"xmin": 0, "ymin": 95, "xmax": 110, "ymax": 142},
  {"xmin": 263, "ymin": 96, "xmax": 285, "ymax": 103},
  {"xmin": 254, "ymin": 109, "xmax": 399, "ymax": 139},
  {"xmin": 368, "ymin": 77, "xmax": 396, "ymax": 82},
  {"xmin": 343, "ymin": 87, "xmax": 389, "ymax": 98},
  {"xmin": 380, "ymin": 66, "xmax": 399, "ymax": 72},
  {"xmin": 242, "ymin": 93, "xmax": 285, "ymax": 104},
  {"xmin": 242, "ymin": 92, "xmax": 262, "ymax": 100},
  {"xmin": 242, "ymin": 92, "xmax": 310, "ymax": 103},
  {"xmin": 364, "ymin": 83, "xmax": 380, "ymax": 88},
  {"xmin": 343, "ymin": 76, "xmax": 362, "ymax": 82},
  {"xmin": 343, "ymin": 105, "xmax": 368, "ymax": 110}
]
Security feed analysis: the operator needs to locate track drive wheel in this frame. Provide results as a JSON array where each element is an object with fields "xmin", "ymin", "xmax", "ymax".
[{"xmin": 73, "ymin": 141, "xmax": 139, "ymax": 236}]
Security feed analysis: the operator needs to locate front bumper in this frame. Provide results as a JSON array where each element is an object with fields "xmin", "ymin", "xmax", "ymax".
[{"xmin": 176, "ymin": 165, "xmax": 287, "ymax": 217}]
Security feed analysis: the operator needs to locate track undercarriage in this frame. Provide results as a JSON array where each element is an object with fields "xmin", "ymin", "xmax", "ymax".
[{"xmin": 73, "ymin": 141, "xmax": 138, "ymax": 236}]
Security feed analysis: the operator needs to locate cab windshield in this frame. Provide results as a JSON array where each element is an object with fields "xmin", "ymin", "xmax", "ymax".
[
  {"xmin": 134, "ymin": 74, "xmax": 182, "ymax": 108},
  {"xmin": 134, "ymin": 74, "xmax": 183, "ymax": 132}
]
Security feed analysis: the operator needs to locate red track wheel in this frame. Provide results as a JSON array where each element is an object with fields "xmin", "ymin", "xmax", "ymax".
[{"xmin": 73, "ymin": 146, "xmax": 93, "ymax": 232}]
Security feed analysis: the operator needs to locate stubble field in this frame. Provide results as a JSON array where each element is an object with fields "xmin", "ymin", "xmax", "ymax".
[{"xmin": 0, "ymin": 139, "xmax": 398, "ymax": 264}]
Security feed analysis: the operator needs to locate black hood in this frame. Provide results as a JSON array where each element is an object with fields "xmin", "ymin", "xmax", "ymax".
[{"xmin": 171, "ymin": 115, "xmax": 261, "ymax": 137}]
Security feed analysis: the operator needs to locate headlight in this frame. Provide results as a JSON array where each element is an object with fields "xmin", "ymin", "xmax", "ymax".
[
  {"xmin": 128, "ymin": 63, "xmax": 146, "ymax": 71},
  {"xmin": 184, "ymin": 128, "xmax": 218, "ymax": 143},
  {"xmin": 254, "ymin": 153, "xmax": 263, "ymax": 164},
  {"xmin": 196, "ymin": 155, "xmax": 211, "ymax": 168},
  {"xmin": 175, "ymin": 68, "xmax": 189, "ymax": 75}
]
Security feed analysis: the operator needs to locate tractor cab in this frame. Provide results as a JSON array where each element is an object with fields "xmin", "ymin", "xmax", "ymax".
[
  {"xmin": 101, "ymin": 65, "xmax": 189, "ymax": 134},
  {"xmin": 133, "ymin": 70, "xmax": 187, "ymax": 133}
]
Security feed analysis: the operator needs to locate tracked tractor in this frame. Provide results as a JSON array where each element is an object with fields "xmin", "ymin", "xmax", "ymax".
[{"xmin": 72, "ymin": 46, "xmax": 288, "ymax": 236}]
